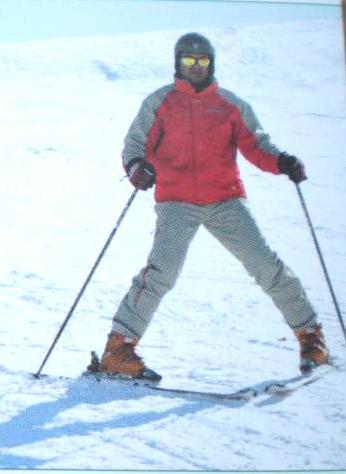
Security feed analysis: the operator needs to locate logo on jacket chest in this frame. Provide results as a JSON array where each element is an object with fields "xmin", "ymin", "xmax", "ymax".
[{"xmin": 203, "ymin": 106, "xmax": 231, "ymax": 126}]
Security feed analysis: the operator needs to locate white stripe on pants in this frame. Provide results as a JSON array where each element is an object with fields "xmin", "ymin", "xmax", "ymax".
[{"xmin": 112, "ymin": 198, "xmax": 316, "ymax": 337}]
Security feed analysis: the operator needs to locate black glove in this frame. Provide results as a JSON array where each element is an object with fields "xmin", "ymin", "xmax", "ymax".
[
  {"xmin": 278, "ymin": 152, "xmax": 307, "ymax": 184},
  {"xmin": 127, "ymin": 159, "xmax": 156, "ymax": 190}
]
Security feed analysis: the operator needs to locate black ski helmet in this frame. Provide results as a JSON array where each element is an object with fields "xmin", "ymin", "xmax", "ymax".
[{"xmin": 174, "ymin": 32, "xmax": 215, "ymax": 79}]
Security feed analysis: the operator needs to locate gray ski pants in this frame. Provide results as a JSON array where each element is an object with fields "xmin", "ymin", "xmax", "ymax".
[{"xmin": 112, "ymin": 198, "xmax": 316, "ymax": 338}]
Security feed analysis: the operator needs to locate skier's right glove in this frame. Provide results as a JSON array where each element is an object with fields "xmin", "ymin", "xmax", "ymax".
[
  {"xmin": 278, "ymin": 152, "xmax": 307, "ymax": 184},
  {"xmin": 127, "ymin": 159, "xmax": 156, "ymax": 190}
]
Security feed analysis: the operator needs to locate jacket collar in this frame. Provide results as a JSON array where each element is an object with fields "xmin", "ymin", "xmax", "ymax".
[{"xmin": 174, "ymin": 79, "xmax": 218, "ymax": 97}]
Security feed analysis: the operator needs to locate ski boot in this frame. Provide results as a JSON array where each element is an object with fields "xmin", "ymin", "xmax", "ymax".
[
  {"xmin": 295, "ymin": 323, "xmax": 330, "ymax": 373},
  {"xmin": 87, "ymin": 332, "xmax": 161, "ymax": 382}
]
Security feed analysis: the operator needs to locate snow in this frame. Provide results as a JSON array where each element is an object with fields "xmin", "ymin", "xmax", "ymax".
[
  {"xmin": 0, "ymin": 1, "xmax": 346, "ymax": 470},
  {"xmin": 0, "ymin": 0, "xmax": 340, "ymax": 42}
]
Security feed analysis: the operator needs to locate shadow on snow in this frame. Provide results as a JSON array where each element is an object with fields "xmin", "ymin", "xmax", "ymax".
[{"xmin": 0, "ymin": 371, "xmax": 245, "ymax": 468}]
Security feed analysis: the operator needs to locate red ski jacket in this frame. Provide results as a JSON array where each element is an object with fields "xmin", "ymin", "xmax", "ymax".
[{"xmin": 122, "ymin": 79, "xmax": 281, "ymax": 204}]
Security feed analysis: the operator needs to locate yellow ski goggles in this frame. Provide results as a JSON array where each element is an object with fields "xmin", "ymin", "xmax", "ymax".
[{"xmin": 180, "ymin": 56, "xmax": 211, "ymax": 68}]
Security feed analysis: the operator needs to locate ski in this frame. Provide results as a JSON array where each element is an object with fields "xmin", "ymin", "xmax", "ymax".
[
  {"xmin": 82, "ymin": 371, "xmax": 258, "ymax": 402},
  {"xmin": 32, "ymin": 371, "xmax": 257, "ymax": 402},
  {"xmin": 132, "ymin": 383, "xmax": 257, "ymax": 402},
  {"xmin": 264, "ymin": 363, "xmax": 336, "ymax": 396},
  {"xmin": 82, "ymin": 351, "xmax": 257, "ymax": 402},
  {"xmin": 31, "ymin": 361, "xmax": 340, "ymax": 403}
]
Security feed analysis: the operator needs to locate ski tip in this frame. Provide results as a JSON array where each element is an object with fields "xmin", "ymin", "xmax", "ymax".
[
  {"xmin": 265, "ymin": 383, "xmax": 287, "ymax": 394},
  {"xmin": 237, "ymin": 388, "xmax": 258, "ymax": 400}
]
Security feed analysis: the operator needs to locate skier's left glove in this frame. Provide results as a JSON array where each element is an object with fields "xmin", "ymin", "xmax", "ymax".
[
  {"xmin": 278, "ymin": 152, "xmax": 307, "ymax": 184},
  {"xmin": 126, "ymin": 159, "xmax": 156, "ymax": 190}
]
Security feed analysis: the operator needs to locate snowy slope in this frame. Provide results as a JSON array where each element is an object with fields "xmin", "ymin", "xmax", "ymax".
[{"xmin": 0, "ymin": 12, "xmax": 346, "ymax": 471}]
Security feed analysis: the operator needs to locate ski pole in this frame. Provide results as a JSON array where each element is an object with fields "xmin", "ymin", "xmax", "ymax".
[
  {"xmin": 33, "ymin": 188, "xmax": 139, "ymax": 378},
  {"xmin": 295, "ymin": 183, "xmax": 346, "ymax": 343}
]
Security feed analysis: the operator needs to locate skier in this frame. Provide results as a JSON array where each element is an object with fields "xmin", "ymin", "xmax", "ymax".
[{"xmin": 94, "ymin": 33, "xmax": 329, "ymax": 380}]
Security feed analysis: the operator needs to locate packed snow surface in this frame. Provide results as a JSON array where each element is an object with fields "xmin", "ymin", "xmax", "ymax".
[{"xmin": 0, "ymin": 5, "xmax": 346, "ymax": 471}]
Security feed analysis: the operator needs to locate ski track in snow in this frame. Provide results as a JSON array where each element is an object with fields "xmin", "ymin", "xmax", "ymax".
[{"xmin": 0, "ymin": 15, "xmax": 346, "ymax": 471}]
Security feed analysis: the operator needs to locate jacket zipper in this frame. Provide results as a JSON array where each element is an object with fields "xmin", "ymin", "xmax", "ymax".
[{"xmin": 190, "ymin": 98, "xmax": 198, "ymax": 201}]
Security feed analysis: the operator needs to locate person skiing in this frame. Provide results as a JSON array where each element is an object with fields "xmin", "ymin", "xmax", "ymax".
[{"xmin": 92, "ymin": 32, "xmax": 329, "ymax": 380}]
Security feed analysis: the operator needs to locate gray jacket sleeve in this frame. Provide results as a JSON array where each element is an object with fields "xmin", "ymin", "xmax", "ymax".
[
  {"xmin": 121, "ymin": 84, "xmax": 174, "ymax": 171},
  {"xmin": 218, "ymin": 88, "xmax": 281, "ymax": 156}
]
